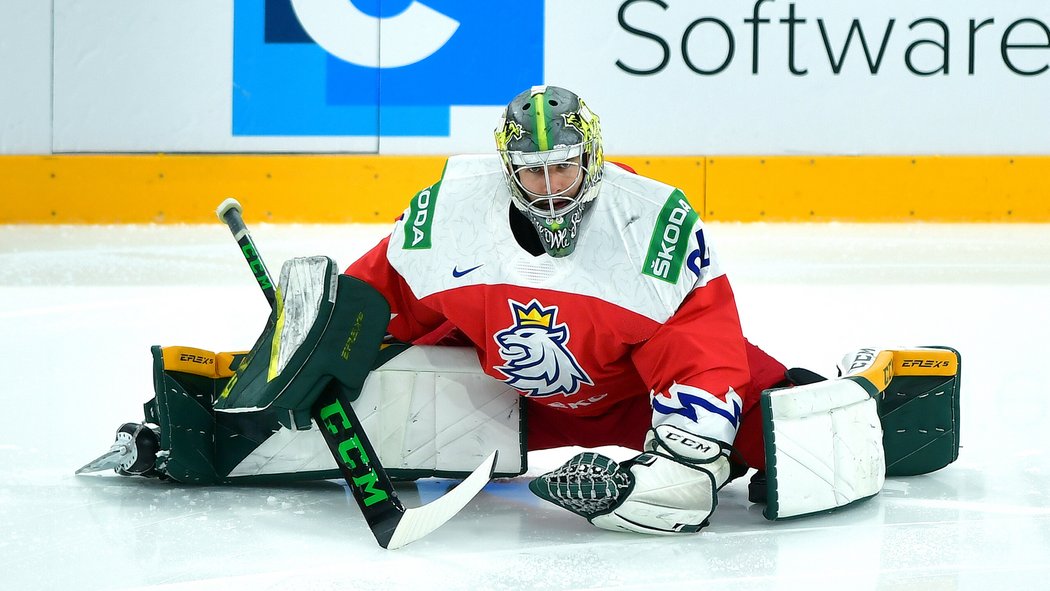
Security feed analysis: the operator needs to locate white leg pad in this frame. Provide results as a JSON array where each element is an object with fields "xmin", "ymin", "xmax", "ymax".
[
  {"xmin": 227, "ymin": 346, "xmax": 525, "ymax": 478},
  {"xmin": 355, "ymin": 346, "xmax": 525, "ymax": 476},
  {"xmin": 761, "ymin": 378, "xmax": 885, "ymax": 520}
]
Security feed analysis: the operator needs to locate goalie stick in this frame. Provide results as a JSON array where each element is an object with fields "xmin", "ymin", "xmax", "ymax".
[{"xmin": 215, "ymin": 198, "xmax": 497, "ymax": 549}]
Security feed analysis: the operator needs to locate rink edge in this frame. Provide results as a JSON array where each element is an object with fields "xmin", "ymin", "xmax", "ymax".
[{"xmin": 1, "ymin": 155, "xmax": 1047, "ymax": 223}]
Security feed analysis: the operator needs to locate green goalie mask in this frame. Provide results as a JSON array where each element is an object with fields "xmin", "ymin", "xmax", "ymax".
[{"xmin": 495, "ymin": 85, "xmax": 604, "ymax": 258}]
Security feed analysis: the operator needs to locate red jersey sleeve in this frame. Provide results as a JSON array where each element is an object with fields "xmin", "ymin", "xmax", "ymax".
[{"xmin": 630, "ymin": 275, "xmax": 754, "ymax": 442}]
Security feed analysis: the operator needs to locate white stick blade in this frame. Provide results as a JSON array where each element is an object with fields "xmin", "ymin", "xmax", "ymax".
[{"xmin": 385, "ymin": 450, "xmax": 498, "ymax": 550}]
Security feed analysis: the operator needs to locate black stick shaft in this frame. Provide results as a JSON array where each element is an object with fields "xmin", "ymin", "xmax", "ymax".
[
  {"xmin": 214, "ymin": 197, "xmax": 406, "ymax": 548},
  {"xmin": 217, "ymin": 199, "xmax": 277, "ymax": 309}
]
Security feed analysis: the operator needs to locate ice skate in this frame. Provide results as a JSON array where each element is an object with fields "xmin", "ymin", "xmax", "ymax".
[{"xmin": 76, "ymin": 422, "xmax": 161, "ymax": 476}]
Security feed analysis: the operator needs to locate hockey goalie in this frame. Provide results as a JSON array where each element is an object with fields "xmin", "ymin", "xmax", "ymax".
[{"xmin": 80, "ymin": 85, "xmax": 962, "ymax": 538}]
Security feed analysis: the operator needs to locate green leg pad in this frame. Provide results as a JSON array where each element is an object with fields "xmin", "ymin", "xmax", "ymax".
[
  {"xmin": 145, "ymin": 345, "xmax": 331, "ymax": 484},
  {"xmin": 879, "ymin": 347, "xmax": 962, "ymax": 476},
  {"xmin": 146, "ymin": 346, "xmax": 221, "ymax": 484}
]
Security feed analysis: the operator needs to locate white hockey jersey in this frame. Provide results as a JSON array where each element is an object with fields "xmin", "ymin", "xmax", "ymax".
[{"xmin": 346, "ymin": 155, "xmax": 753, "ymax": 443}]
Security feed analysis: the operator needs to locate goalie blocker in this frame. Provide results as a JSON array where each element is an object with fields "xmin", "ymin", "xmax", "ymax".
[{"xmin": 122, "ymin": 256, "xmax": 526, "ymax": 485}]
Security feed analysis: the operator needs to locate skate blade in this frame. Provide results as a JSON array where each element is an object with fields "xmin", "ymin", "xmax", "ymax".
[{"xmin": 75, "ymin": 446, "xmax": 129, "ymax": 475}]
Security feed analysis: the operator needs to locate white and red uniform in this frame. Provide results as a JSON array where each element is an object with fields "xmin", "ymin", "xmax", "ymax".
[{"xmin": 346, "ymin": 155, "xmax": 785, "ymax": 468}]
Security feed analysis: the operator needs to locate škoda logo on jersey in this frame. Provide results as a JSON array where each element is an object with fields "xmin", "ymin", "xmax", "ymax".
[
  {"xmin": 403, "ymin": 181, "xmax": 441, "ymax": 250},
  {"xmin": 644, "ymin": 190, "xmax": 700, "ymax": 283},
  {"xmin": 493, "ymin": 299, "xmax": 593, "ymax": 398}
]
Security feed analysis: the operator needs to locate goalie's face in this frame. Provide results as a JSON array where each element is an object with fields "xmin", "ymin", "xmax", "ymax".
[
  {"xmin": 513, "ymin": 155, "xmax": 585, "ymax": 216},
  {"xmin": 494, "ymin": 85, "xmax": 604, "ymax": 257}
]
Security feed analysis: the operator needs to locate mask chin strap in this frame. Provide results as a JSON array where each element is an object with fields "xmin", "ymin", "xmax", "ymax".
[{"xmin": 526, "ymin": 199, "xmax": 589, "ymax": 258}]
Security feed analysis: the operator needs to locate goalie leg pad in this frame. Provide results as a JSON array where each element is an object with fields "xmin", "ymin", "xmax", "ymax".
[
  {"xmin": 143, "ymin": 345, "xmax": 303, "ymax": 484},
  {"xmin": 350, "ymin": 344, "xmax": 527, "ymax": 478},
  {"xmin": 142, "ymin": 344, "xmax": 528, "ymax": 483},
  {"xmin": 146, "ymin": 345, "xmax": 227, "ymax": 483},
  {"xmin": 867, "ymin": 347, "xmax": 961, "ymax": 476},
  {"xmin": 836, "ymin": 346, "xmax": 961, "ymax": 476},
  {"xmin": 760, "ymin": 346, "xmax": 962, "ymax": 520},
  {"xmin": 228, "ymin": 344, "xmax": 527, "ymax": 479},
  {"xmin": 760, "ymin": 377, "xmax": 885, "ymax": 520},
  {"xmin": 140, "ymin": 257, "xmax": 525, "ymax": 483}
]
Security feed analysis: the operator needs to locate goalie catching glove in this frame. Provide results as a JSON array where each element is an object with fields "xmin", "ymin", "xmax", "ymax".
[{"xmin": 529, "ymin": 424, "xmax": 733, "ymax": 534}]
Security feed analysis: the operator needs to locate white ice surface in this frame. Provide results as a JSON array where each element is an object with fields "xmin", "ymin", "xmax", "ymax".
[{"xmin": 1, "ymin": 223, "xmax": 1049, "ymax": 590}]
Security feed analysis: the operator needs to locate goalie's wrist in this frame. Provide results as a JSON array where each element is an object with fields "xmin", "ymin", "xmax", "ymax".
[{"xmin": 646, "ymin": 425, "xmax": 726, "ymax": 462}]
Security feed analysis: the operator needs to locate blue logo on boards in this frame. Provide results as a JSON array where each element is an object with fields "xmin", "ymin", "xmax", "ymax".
[{"xmin": 233, "ymin": 0, "xmax": 545, "ymax": 137}]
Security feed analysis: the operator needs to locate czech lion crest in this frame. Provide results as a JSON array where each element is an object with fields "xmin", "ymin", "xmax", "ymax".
[{"xmin": 494, "ymin": 299, "xmax": 593, "ymax": 398}]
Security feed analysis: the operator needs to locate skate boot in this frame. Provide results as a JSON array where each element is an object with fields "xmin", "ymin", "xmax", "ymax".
[{"xmin": 76, "ymin": 422, "xmax": 162, "ymax": 476}]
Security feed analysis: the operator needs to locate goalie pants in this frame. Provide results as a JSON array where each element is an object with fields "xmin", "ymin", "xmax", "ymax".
[{"xmin": 526, "ymin": 340, "xmax": 786, "ymax": 471}]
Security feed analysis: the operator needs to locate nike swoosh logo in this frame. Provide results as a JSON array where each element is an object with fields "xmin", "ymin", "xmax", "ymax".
[{"xmin": 452, "ymin": 264, "xmax": 484, "ymax": 278}]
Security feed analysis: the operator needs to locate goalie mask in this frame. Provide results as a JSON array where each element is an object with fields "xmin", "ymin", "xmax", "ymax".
[{"xmin": 495, "ymin": 86, "xmax": 604, "ymax": 258}]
